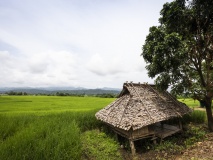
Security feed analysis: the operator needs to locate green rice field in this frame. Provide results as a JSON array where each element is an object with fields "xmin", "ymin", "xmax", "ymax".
[
  {"xmin": 178, "ymin": 98, "xmax": 200, "ymax": 108},
  {"xmin": 0, "ymin": 96, "xmax": 122, "ymax": 160},
  {"xmin": 0, "ymin": 96, "xmax": 114, "ymax": 114},
  {"xmin": 0, "ymin": 96, "xmax": 208, "ymax": 160}
]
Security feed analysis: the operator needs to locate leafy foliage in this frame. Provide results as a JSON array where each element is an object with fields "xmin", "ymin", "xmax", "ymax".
[{"xmin": 142, "ymin": 0, "xmax": 213, "ymax": 131}]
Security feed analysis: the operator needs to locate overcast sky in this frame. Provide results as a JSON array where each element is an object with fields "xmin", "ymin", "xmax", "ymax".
[{"xmin": 0, "ymin": 0, "xmax": 172, "ymax": 89}]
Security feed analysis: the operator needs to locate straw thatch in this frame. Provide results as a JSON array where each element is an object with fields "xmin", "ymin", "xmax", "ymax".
[{"xmin": 95, "ymin": 82, "xmax": 192, "ymax": 131}]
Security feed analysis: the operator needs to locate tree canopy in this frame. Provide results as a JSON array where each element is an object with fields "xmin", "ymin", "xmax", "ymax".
[{"xmin": 141, "ymin": 0, "xmax": 213, "ymax": 131}]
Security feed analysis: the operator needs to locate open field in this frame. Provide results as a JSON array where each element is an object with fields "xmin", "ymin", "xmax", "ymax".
[
  {"xmin": 0, "ymin": 96, "xmax": 210, "ymax": 159},
  {"xmin": 0, "ymin": 96, "xmax": 115, "ymax": 114},
  {"xmin": 178, "ymin": 98, "xmax": 200, "ymax": 108},
  {"xmin": 0, "ymin": 96, "xmax": 122, "ymax": 160}
]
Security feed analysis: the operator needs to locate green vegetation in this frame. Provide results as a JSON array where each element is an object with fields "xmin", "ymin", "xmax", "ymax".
[
  {"xmin": 154, "ymin": 125, "xmax": 207, "ymax": 155},
  {"xmin": 0, "ymin": 96, "xmax": 114, "ymax": 114},
  {"xmin": 0, "ymin": 114, "xmax": 81, "ymax": 160},
  {"xmin": 0, "ymin": 96, "xmax": 120, "ymax": 160},
  {"xmin": 178, "ymin": 98, "xmax": 200, "ymax": 108},
  {"xmin": 0, "ymin": 96, "xmax": 210, "ymax": 159},
  {"xmin": 81, "ymin": 130, "xmax": 122, "ymax": 160},
  {"xmin": 178, "ymin": 98, "xmax": 207, "ymax": 124},
  {"xmin": 182, "ymin": 110, "xmax": 206, "ymax": 124},
  {"xmin": 141, "ymin": 0, "xmax": 213, "ymax": 131}
]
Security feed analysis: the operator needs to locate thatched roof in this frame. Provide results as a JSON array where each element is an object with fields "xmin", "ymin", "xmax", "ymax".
[{"xmin": 95, "ymin": 82, "xmax": 192, "ymax": 131}]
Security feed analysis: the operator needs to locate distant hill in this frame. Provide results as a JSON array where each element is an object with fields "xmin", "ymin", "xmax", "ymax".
[{"xmin": 0, "ymin": 87, "xmax": 121, "ymax": 95}]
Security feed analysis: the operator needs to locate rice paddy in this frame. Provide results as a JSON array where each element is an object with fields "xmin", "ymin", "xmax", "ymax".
[
  {"xmin": 0, "ymin": 96, "xmax": 118, "ymax": 160},
  {"xmin": 178, "ymin": 98, "xmax": 200, "ymax": 108},
  {"xmin": 0, "ymin": 96, "xmax": 114, "ymax": 114}
]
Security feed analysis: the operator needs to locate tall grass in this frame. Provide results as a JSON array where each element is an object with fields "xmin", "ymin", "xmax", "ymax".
[
  {"xmin": 178, "ymin": 98, "xmax": 207, "ymax": 124},
  {"xmin": 81, "ymin": 130, "xmax": 122, "ymax": 160},
  {"xmin": 0, "ymin": 96, "xmax": 115, "ymax": 160},
  {"xmin": 0, "ymin": 111, "xmax": 106, "ymax": 160},
  {"xmin": 0, "ymin": 113, "xmax": 80, "ymax": 160},
  {"xmin": 182, "ymin": 110, "xmax": 206, "ymax": 124}
]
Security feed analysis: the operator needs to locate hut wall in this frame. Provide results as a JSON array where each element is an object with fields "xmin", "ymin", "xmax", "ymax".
[
  {"xmin": 112, "ymin": 126, "xmax": 131, "ymax": 138},
  {"xmin": 111, "ymin": 125, "xmax": 155, "ymax": 140},
  {"xmin": 131, "ymin": 126, "xmax": 155, "ymax": 140}
]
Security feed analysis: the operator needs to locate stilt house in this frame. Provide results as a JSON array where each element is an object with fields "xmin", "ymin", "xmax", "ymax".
[{"xmin": 95, "ymin": 82, "xmax": 192, "ymax": 155}]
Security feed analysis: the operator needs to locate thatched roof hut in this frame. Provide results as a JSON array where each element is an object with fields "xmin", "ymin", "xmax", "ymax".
[{"xmin": 95, "ymin": 82, "xmax": 192, "ymax": 155}]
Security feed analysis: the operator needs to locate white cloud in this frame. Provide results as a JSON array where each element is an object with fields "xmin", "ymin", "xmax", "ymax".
[
  {"xmin": 87, "ymin": 54, "xmax": 126, "ymax": 76},
  {"xmin": 0, "ymin": 0, "xmax": 173, "ymax": 88},
  {"xmin": 0, "ymin": 50, "xmax": 79, "ymax": 87}
]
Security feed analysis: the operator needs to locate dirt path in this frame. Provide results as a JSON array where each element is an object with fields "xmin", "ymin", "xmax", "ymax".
[
  {"xmin": 176, "ymin": 132, "xmax": 213, "ymax": 160},
  {"xmin": 176, "ymin": 109, "xmax": 213, "ymax": 160}
]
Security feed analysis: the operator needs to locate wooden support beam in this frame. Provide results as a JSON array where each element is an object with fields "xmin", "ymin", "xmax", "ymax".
[
  {"xmin": 178, "ymin": 118, "xmax": 183, "ymax": 130},
  {"xmin": 129, "ymin": 140, "xmax": 136, "ymax": 156},
  {"xmin": 151, "ymin": 136, "xmax": 157, "ymax": 144},
  {"xmin": 115, "ymin": 133, "xmax": 119, "ymax": 142}
]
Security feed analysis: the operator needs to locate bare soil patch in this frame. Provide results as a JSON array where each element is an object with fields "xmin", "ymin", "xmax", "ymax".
[{"xmin": 177, "ymin": 132, "xmax": 213, "ymax": 160}]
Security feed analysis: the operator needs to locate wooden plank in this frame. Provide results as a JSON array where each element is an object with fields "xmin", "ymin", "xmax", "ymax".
[{"xmin": 154, "ymin": 124, "xmax": 181, "ymax": 139}]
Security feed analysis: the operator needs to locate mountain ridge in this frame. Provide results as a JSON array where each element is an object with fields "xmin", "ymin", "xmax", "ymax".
[{"xmin": 0, "ymin": 87, "xmax": 121, "ymax": 95}]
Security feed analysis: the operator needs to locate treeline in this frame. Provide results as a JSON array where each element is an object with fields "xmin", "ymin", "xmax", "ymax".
[
  {"xmin": 95, "ymin": 93, "xmax": 117, "ymax": 98},
  {"xmin": 5, "ymin": 91, "xmax": 28, "ymax": 95},
  {"xmin": 55, "ymin": 92, "xmax": 84, "ymax": 97},
  {"xmin": 55, "ymin": 92, "xmax": 117, "ymax": 98},
  {"xmin": 3, "ymin": 91, "xmax": 118, "ymax": 98},
  {"xmin": 0, "ymin": 88, "xmax": 120, "ymax": 96}
]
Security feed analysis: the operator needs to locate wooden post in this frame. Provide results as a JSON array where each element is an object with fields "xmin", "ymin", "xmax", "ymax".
[
  {"xmin": 178, "ymin": 118, "xmax": 183, "ymax": 130},
  {"xmin": 151, "ymin": 136, "xmax": 157, "ymax": 144},
  {"xmin": 115, "ymin": 133, "xmax": 119, "ymax": 142},
  {"xmin": 129, "ymin": 140, "xmax": 136, "ymax": 156},
  {"xmin": 161, "ymin": 122, "xmax": 164, "ymax": 129}
]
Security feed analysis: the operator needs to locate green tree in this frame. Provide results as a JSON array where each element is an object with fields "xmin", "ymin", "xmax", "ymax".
[{"xmin": 141, "ymin": 0, "xmax": 213, "ymax": 131}]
